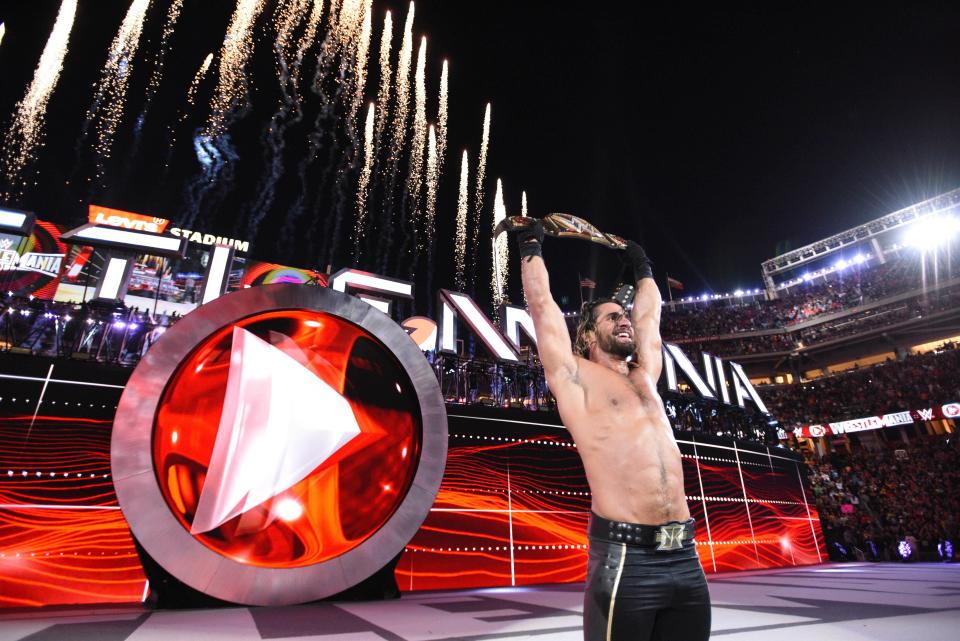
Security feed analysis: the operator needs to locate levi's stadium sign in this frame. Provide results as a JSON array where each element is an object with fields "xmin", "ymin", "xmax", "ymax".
[
  {"xmin": 111, "ymin": 285, "xmax": 447, "ymax": 605},
  {"xmin": 796, "ymin": 403, "xmax": 960, "ymax": 438}
]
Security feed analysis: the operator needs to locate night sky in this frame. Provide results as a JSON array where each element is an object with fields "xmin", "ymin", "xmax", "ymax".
[{"xmin": 3, "ymin": 2, "xmax": 960, "ymax": 309}]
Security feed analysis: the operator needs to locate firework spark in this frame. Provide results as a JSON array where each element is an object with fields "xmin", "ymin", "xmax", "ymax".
[
  {"xmin": 425, "ymin": 124, "xmax": 438, "ymax": 247},
  {"xmin": 165, "ymin": 52, "xmax": 214, "ymax": 165},
  {"xmin": 350, "ymin": 0, "xmax": 373, "ymax": 124},
  {"xmin": 205, "ymin": 0, "xmax": 268, "ymax": 138},
  {"xmin": 355, "ymin": 103, "xmax": 376, "ymax": 261},
  {"xmin": 293, "ymin": 0, "xmax": 325, "ymax": 86},
  {"xmin": 2, "ymin": 0, "xmax": 77, "ymax": 197},
  {"xmin": 275, "ymin": 0, "xmax": 311, "ymax": 59},
  {"xmin": 84, "ymin": 0, "xmax": 151, "ymax": 172},
  {"xmin": 455, "ymin": 150, "xmax": 469, "ymax": 290},
  {"xmin": 492, "ymin": 178, "xmax": 509, "ymax": 309},
  {"xmin": 143, "ymin": 0, "xmax": 184, "ymax": 106},
  {"xmin": 469, "ymin": 102, "xmax": 491, "ymax": 287},
  {"xmin": 431, "ymin": 61, "xmax": 448, "ymax": 189},
  {"xmin": 374, "ymin": 11, "xmax": 393, "ymax": 146},
  {"xmin": 521, "ymin": 190, "xmax": 528, "ymax": 216},
  {"xmin": 388, "ymin": 2, "xmax": 415, "ymax": 165},
  {"xmin": 407, "ymin": 36, "xmax": 428, "ymax": 216},
  {"xmin": 0, "ymin": 22, "xmax": 5, "ymax": 47}
]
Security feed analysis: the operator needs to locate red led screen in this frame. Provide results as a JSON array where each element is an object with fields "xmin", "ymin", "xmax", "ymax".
[
  {"xmin": 395, "ymin": 409, "xmax": 825, "ymax": 591},
  {"xmin": 152, "ymin": 311, "xmax": 421, "ymax": 568},
  {"xmin": 0, "ymin": 359, "xmax": 824, "ymax": 606}
]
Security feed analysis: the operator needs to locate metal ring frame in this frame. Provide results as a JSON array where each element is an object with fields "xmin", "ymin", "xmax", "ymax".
[{"xmin": 111, "ymin": 284, "xmax": 447, "ymax": 605}]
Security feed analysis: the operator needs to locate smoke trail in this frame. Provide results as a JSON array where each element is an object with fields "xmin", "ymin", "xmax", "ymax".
[
  {"xmin": 1, "ymin": 0, "xmax": 77, "ymax": 201},
  {"xmin": 282, "ymin": 0, "xmax": 346, "ymax": 254},
  {"xmin": 130, "ymin": 0, "xmax": 184, "ymax": 152},
  {"xmin": 455, "ymin": 150, "xmax": 469, "ymax": 291},
  {"xmin": 320, "ymin": 0, "xmax": 371, "ymax": 268},
  {"xmin": 82, "ymin": 0, "xmax": 152, "ymax": 183},
  {"xmin": 437, "ymin": 60, "xmax": 448, "ymax": 176},
  {"xmin": 205, "ymin": 0, "xmax": 267, "ymax": 139},
  {"xmin": 521, "ymin": 190, "xmax": 528, "ymax": 216},
  {"xmin": 244, "ymin": 0, "xmax": 314, "ymax": 239},
  {"xmin": 164, "ymin": 53, "xmax": 213, "ymax": 170},
  {"xmin": 377, "ymin": 1, "xmax": 415, "ymax": 273},
  {"xmin": 468, "ymin": 102, "xmax": 491, "ymax": 289},
  {"xmin": 492, "ymin": 178, "xmax": 508, "ymax": 309},
  {"xmin": 182, "ymin": 0, "xmax": 267, "ymax": 230},
  {"xmin": 355, "ymin": 102, "xmax": 375, "ymax": 263}
]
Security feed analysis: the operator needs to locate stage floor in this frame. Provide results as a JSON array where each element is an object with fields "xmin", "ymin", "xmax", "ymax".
[{"xmin": 0, "ymin": 563, "xmax": 958, "ymax": 640}]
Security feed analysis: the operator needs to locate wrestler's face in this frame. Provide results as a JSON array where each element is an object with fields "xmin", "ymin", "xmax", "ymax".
[{"xmin": 592, "ymin": 302, "xmax": 635, "ymax": 358}]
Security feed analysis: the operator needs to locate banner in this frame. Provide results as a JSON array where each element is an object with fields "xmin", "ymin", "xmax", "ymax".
[{"xmin": 797, "ymin": 403, "xmax": 959, "ymax": 438}]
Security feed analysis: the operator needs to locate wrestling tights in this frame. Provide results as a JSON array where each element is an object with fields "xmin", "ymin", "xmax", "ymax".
[{"xmin": 582, "ymin": 534, "xmax": 711, "ymax": 640}]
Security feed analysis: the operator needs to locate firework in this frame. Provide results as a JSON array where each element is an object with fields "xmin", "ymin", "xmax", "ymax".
[
  {"xmin": 425, "ymin": 124, "xmax": 438, "ymax": 247},
  {"xmin": 205, "ymin": 0, "xmax": 268, "ymax": 138},
  {"xmin": 0, "ymin": 22, "xmax": 6, "ymax": 47},
  {"xmin": 294, "ymin": 0, "xmax": 326, "ymax": 85},
  {"xmin": 407, "ymin": 36, "xmax": 428, "ymax": 215},
  {"xmin": 350, "ymin": 0, "xmax": 373, "ymax": 126},
  {"xmin": 492, "ymin": 178, "xmax": 509, "ymax": 309},
  {"xmin": 355, "ymin": 103, "xmax": 376, "ymax": 260},
  {"xmin": 275, "ymin": 0, "xmax": 310, "ymax": 58},
  {"xmin": 521, "ymin": 190, "xmax": 528, "ymax": 216},
  {"xmin": 455, "ymin": 150, "xmax": 469, "ymax": 290},
  {"xmin": 85, "ymin": 0, "xmax": 152, "ymax": 169},
  {"xmin": 144, "ymin": 0, "xmax": 184, "ymax": 102},
  {"xmin": 374, "ymin": 11, "xmax": 393, "ymax": 146},
  {"xmin": 2, "ymin": 0, "xmax": 77, "ymax": 197},
  {"xmin": 469, "ymin": 102, "xmax": 491, "ymax": 286},
  {"xmin": 437, "ymin": 60, "xmax": 449, "ymax": 174},
  {"xmin": 389, "ymin": 2, "xmax": 415, "ymax": 164}
]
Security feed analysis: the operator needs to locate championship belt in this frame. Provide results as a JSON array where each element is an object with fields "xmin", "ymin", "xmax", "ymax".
[{"xmin": 493, "ymin": 213, "xmax": 627, "ymax": 250}]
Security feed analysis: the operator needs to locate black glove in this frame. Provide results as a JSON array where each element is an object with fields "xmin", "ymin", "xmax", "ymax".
[
  {"xmin": 624, "ymin": 240, "xmax": 653, "ymax": 282},
  {"xmin": 516, "ymin": 219, "xmax": 544, "ymax": 260}
]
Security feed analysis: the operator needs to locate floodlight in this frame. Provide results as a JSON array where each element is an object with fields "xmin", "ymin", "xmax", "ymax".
[{"xmin": 904, "ymin": 214, "xmax": 960, "ymax": 248}]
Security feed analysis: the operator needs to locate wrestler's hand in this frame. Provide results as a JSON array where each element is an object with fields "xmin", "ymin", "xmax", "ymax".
[
  {"xmin": 516, "ymin": 219, "xmax": 545, "ymax": 260},
  {"xmin": 624, "ymin": 240, "xmax": 653, "ymax": 282}
]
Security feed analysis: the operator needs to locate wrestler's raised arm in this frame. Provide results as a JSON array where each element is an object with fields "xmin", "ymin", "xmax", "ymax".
[
  {"xmin": 624, "ymin": 241, "xmax": 663, "ymax": 383},
  {"xmin": 517, "ymin": 223, "xmax": 584, "ymax": 406}
]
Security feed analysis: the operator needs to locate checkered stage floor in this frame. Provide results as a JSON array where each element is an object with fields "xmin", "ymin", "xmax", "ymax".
[{"xmin": 1, "ymin": 563, "xmax": 959, "ymax": 641}]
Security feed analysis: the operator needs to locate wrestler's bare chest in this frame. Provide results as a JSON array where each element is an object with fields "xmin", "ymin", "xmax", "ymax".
[{"xmin": 557, "ymin": 361, "xmax": 690, "ymax": 524}]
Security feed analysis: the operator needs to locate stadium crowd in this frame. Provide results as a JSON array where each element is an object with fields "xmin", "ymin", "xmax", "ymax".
[
  {"xmin": 661, "ymin": 249, "xmax": 960, "ymax": 352},
  {"xmin": 765, "ymin": 343, "xmax": 960, "ymax": 426},
  {"xmin": 670, "ymin": 283, "xmax": 960, "ymax": 357},
  {"xmin": 810, "ymin": 434, "xmax": 959, "ymax": 562}
]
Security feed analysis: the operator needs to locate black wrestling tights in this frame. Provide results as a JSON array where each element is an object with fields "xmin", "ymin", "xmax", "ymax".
[{"xmin": 582, "ymin": 537, "xmax": 711, "ymax": 641}]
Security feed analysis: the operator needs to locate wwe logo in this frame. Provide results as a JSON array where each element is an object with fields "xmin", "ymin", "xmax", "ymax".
[
  {"xmin": 0, "ymin": 238, "xmax": 12, "ymax": 250},
  {"xmin": 917, "ymin": 408, "xmax": 934, "ymax": 421},
  {"xmin": 655, "ymin": 523, "xmax": 686, "ymax": 551}
]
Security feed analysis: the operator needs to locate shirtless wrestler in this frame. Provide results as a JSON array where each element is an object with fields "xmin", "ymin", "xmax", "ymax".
[{"xmin": 516, "ymin": 221, "xmax": 711, "ymax": 641}]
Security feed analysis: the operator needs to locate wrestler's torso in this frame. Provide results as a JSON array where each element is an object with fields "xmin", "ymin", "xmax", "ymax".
[{"xmin": 554, "ymin": 357, "xmax": 690, "ymax": 525}]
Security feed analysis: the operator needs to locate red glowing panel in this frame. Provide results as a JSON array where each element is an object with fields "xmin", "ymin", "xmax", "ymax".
[{"xmin": 152, "ymin": 310, "xmax": 421, "ymax": 568}]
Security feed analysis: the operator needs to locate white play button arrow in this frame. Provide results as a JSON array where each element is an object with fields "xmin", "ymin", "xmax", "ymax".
[{"xmin": 190, "ymin": 326, "xmax": 361, "ymax": 535}]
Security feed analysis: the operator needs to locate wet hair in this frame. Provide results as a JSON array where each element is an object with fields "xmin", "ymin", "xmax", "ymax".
[{"xmin": 574, "ymin": 297, "xmax": 621, "ymax": 357}]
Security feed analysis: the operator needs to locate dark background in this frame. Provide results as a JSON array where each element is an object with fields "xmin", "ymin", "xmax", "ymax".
[{"xmin": 3, "ymin": 1, "xmax": 960, "ymax": 309}]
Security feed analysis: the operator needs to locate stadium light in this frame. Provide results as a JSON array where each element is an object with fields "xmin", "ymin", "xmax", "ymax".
[
  {"xmin": 904, "ymin": 214, "xmax": 960, "ymax": 248},
  {"xmin": 834, "ymin": 258, "xmax": 848, "ymax": 271}
]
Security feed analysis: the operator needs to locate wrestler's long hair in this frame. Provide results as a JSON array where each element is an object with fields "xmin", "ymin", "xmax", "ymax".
[{"xmin": 574, "ymin": 297, "xmax": 618, "ymax": 357}]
